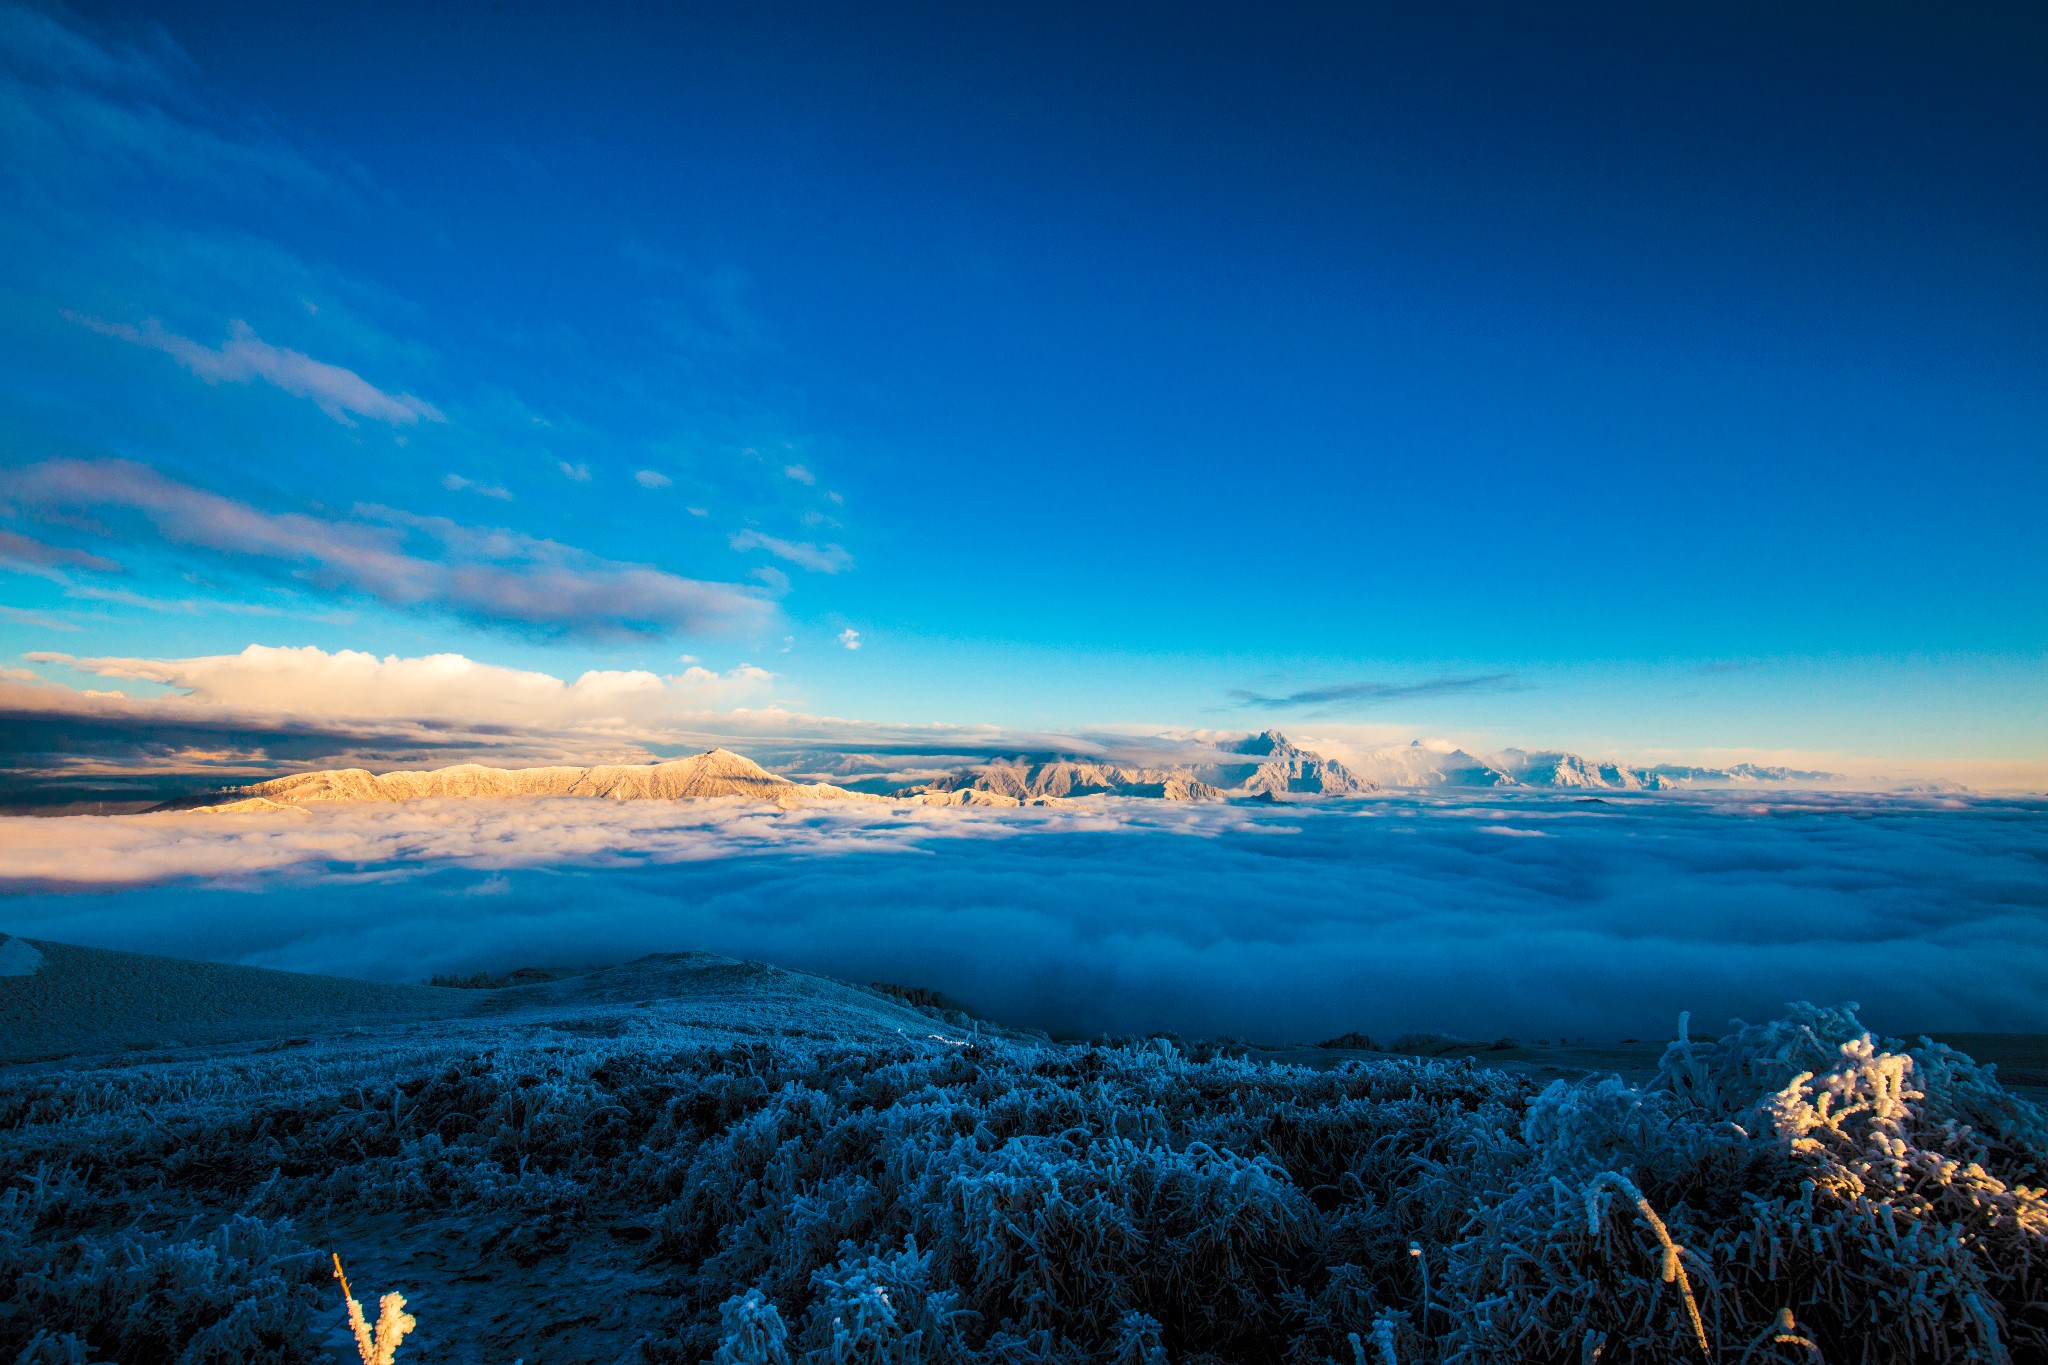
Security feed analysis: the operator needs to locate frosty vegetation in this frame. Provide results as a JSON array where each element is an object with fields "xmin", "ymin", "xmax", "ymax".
[{"xmin": 3, "ymin": 995, "xmax": 2043, "ymax": 1363}]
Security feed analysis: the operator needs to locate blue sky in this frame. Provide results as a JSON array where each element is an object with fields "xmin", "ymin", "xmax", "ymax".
[{"xmin": 1, "ymin": 1, "xmax": 2043, "ymax": 782}]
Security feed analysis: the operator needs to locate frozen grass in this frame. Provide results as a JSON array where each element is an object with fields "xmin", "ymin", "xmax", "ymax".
[{"xmin": 1, "ymin": 994, "xmax": 2042, "ymax": 1362}]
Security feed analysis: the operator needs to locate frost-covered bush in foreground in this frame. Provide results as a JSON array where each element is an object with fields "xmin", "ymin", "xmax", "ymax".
[{"xmin": 2, "ymin": 1001, "xmax": 2042, "ymax": 1362}]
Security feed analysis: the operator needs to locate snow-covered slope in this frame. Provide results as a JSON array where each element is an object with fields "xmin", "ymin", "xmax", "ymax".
[
  {"xmin": 1331, "ymin": 741, "xmax": 1512, "ymax": 789},
  {"xmin": 1646, "ymin": 761, "xmax": 1839, "ymax": 785},
  {"xmin": 1192, "ymin": 729, "xmax": 1375, "ymax": 796},
  {"xmin": 903, "ymin": 760, "xmax": 1229, "ymax": 803},
  {"xmin": 1494, "ymin": 748, "xmax": 1666, "ymax": 790},
  {"xmin": 159, "ymin": 748, "xmax": 878, "ymax": 811},
  {"xmin": 0, "ymin": 935, "xmax": 970, "ymax": 1064}
]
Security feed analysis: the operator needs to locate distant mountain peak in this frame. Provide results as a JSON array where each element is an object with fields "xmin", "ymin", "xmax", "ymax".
[{"xmin": 1222, "ymin": 729, "xmax": 1295, "ymax": 757}]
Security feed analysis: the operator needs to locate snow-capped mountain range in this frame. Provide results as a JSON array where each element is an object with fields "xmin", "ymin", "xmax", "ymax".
[
  {"xmin": 896, "ymin": 731, "xmax": 1371, "ymax": 803},
  {"xmin": 1346, "ymin": 742, "xmax": 1834, "ymax": 792},
  {"xmin": 890, "ymin": 732, "xmax": 1838, "ymax": 801},
  {"xmin": 155, "ymin": 733, "xmax": 1840, "ymax": 814}
]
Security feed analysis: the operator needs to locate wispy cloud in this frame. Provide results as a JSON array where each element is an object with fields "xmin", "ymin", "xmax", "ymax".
[
  {"xmin": 0, "ymin": 4, "xmax": 326, "ymax": 197},
  {"xmin": 0, "ymin": 529, "xmax": 120, "ymax": 576},
  {"xmin": 0, "ymin": 459, "xmax": 771, "ymax": 640},
  {"xmin": 634, "ymin": 469, "xmax": 672, "ymax": 489},
  {"xmin": 0, "ymin": 606, "xmax": 79, "ymax": 631},
  {"xmin": 69, "ymin": 315, "xmax": 444, "ymax": 427},
  {"xmin": 1229, "ymin": 673, "xmax": 1524, "ymax": 709},
  {"xmin": 729, "ymin": 529, "xmax": 854, "ymax": 574},
  {"xmin": 783, "ymin": 463, "xmax": 815, "ymax": 485},
  {"xmin": 558, "ymin": 462, "xmax": 591, "ymax": 482},
  {"xmin": 838, "ymin": 628, "xmax": 862, "ymax": 650},
  {"xmin": 442, "ymin": 473, "xmax": 512, "ymax": 500}
]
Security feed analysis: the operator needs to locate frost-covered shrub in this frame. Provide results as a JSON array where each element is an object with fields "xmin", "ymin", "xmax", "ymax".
[
  {"xmin": 715, "ymin": 1288, "xmax": 791, "ymax": 1364},
  {"xmin": 1443, "ymin": 1004, "xmax": 2047, "ymax": 1363},
  {"xmin": 0, "ymin": 1168, "xmax": 322, "ymax": 1364},
  {"xmin": 2, "ymin": 1001, "xmax": 2042, "ymax": 1363}
]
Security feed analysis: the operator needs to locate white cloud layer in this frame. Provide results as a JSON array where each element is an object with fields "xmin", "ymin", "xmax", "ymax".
[{"xmin": 2, "ymin": 791, "xmax": 2042, "ymax": 1042}]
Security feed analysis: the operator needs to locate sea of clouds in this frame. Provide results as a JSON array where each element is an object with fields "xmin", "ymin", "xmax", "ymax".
[{"xmin": 2, "ymin": 790, "xmax": 2043, "ymax": 1042}]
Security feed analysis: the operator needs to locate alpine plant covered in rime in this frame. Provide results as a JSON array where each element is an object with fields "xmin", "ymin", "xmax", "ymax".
[{"xmin": 1, "ymin": 999, "xmax": 2042, "ymax": 1362}]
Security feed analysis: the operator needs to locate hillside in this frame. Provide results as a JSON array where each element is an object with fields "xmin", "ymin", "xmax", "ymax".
[
  {"xmin": 0, "ymin": 934, "xmax": 965, "ymax": 1065},
  {"xmin": 4, "ymin": 936, "xmax": 2042, "ymax": 1363}
]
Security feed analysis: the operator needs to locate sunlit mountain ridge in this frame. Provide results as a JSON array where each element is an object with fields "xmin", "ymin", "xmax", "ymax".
[{"xmin": 150, "ymin": 730, "xmax": 1845, "ymax": 813}]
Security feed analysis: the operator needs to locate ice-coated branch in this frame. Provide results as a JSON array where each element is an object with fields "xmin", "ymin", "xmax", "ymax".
[
  {"xmin": 333, "ymin": 1253, "xmax": 416, "ymax": 1365},
  {"xmin": 1583, "ymin": 1172, "xmax": 1711, "ymax": 1360}
]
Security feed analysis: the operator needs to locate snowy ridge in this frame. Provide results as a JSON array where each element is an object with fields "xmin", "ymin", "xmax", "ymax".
[
  {"xmin": 1342, "ymin": 740, "xmax": 1841, "ymax": 791},
  {"xmin": 883, "ymin": 731, "xmax": 1838, "ymax": 802},
  {"xmin": 902, "ymin": 759, "xmax": 1229, "ymax": 804},
  {"xmin": 143, "ymin": 735, "xmax": 1844, "ymax": 815},
  {"xmin": 157, "ymin": 747, "xmax": 880, "ymax": 812},
  {"xmin": 892, "ymin": 730, "xmax": 1370, "ymax": 802}
]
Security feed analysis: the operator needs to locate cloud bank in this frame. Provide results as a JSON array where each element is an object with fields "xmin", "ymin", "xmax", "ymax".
[
  {"xmin": 3, "ymin": 791, "xmax": 2041, "ymax": 1042},
  {"xmin": 0, "ymin": 648, "xmax": 783, "ymax": 806},
  {"xmin": 0, "ymin": 460, "xmax": 771, "ymax": 639},
  {"xmin": 0, "ymin": 652, "xmax": 1086, "ymax": 803},
  {"xmin": 38, "ymin": 644, "xmax": 775, "ymax": 726}
]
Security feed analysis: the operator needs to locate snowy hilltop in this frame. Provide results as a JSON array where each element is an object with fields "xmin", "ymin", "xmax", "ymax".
[{"xmin": 156, "ymin": 748, "xmax": 880, "ymax": 813}]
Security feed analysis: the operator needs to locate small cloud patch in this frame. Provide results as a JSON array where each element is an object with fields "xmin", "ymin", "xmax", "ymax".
[
  {"xmin": 729, "ymin": 530, "xmax": 854, "ymax": 575},
  {"xmin": 442, "ymin": 474, "xmax": 511, "ymax": 500}
]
